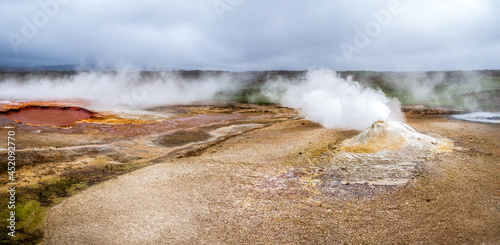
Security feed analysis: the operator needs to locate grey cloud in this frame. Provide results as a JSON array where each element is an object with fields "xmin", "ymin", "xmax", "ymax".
[{"xmin": 0, "ymin": 0, "xmax": 498, "ymax": 70}]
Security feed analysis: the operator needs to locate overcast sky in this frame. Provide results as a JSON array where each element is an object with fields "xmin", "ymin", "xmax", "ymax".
[{"xmin": 0, "ymin": 0, "xmax": 499, "ymax": 71}]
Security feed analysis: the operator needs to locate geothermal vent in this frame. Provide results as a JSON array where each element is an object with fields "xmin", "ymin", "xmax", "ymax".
[
  {"xmin": 330, "ymin": 121, "xmax": 452, "ymax": 186},
  {"xmin": 341, "ymin": 121, "xmax": 449, "ymax": 154},
  {"xmin": 3, "ymin": 106, "xmax": 96, "ymax": 126}
]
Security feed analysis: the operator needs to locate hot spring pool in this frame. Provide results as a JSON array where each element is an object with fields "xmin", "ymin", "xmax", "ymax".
[{"xmin": 451, "ymin": 112, "xmax": 500, "ymax": 124}]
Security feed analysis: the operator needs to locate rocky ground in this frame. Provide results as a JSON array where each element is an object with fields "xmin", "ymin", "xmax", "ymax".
[{"xmin": 1, "ymin": 104, "xmax": 499, "ymax": 244}]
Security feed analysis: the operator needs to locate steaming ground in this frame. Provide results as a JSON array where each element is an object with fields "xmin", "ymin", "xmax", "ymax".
[
  {"xmin": 1, "ymin": 69, "xmax": 499, "ymax": 243},
  {"xmin": 0, "ymin": 69, "xmax": 406, "ymax": 130},
  {"xmin": 263, "ymin": 68, "xmax": 403, "ymax": 129},
  {"xmin": 1, "ymin": 69, "xmax": 498, "ymax": 128},
  {"xmin": 0, "ymin": 71, "xmax": 242, "ymax": 109},
  {"xmin": 380, "ymin": 70, "xmax": 500, "ymax": 111}
]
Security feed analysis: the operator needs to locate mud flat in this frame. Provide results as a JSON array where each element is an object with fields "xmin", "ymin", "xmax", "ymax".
[{"xmin": 1, "ymin": 104, "xmax": 499, "ymax": 244}]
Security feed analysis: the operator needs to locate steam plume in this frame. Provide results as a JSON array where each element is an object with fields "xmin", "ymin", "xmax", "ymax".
[
  {"xmin": 0, "ymin": 70, "xmax": 241, "ymax": 109},
  {"xmin": 382, "ymin": 70, "xmax": 492, "ymax": 110},
  {"xmin": 262, "ymin": 68, "xmax": 403, "ymax": 130}
]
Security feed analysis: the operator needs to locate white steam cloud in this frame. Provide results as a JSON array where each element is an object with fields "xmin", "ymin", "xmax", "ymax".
[
  {"xmin": 262, "ymin": 68, "xmax": 403, "ymax": 130},
  {"xmin": 0, "ymin": 71, "xmax": 241, "ymax": 109},
  {"xmin": 0, "ymin": 68, "xmax": 405, "ymax": 130},
  {"xmin": 382, "ymin": 71, "xmax": 491, "ymax": 110}
]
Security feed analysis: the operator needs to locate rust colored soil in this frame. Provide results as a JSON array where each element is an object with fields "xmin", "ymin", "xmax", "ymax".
[{"xmin": 4, "ymin": 106, "xmax": 95, "ymax": 126}]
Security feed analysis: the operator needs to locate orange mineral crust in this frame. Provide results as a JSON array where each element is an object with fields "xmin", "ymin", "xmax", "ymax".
[
  {"xmin": 3, "ymin": 106, "xmax": 96, "ymax": 126},
  {"xmin": 0, "ymin": 99, "xmax": 92, "ymax": 112}
]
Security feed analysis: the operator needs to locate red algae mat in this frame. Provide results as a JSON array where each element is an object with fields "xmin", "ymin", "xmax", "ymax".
[{"xmin": 4, "ymin": 106, "xmax": 95, "ymax": 126}]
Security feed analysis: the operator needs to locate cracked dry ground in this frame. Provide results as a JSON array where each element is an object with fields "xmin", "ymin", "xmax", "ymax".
[{"xmin": 2, "ymin": 104, "xmax": 499, "ymax": 244}]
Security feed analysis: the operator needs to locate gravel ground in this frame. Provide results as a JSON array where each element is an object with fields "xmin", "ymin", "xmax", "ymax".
[{"xmin": 44, "ymin": 114, "xmax": 500, "ymax": 244}]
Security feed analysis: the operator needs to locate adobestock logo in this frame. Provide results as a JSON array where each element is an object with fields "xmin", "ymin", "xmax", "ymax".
[
  {"xmin": 213, "ymin": 0, "xmax": 243, "ymax": 21},
  {"xmin": 339, "ymin": 0, "xmax": 403, "ymax": 63},
  {"xmin": 7, "ymin": 0, "xmax": 72, "ymax": 53}
]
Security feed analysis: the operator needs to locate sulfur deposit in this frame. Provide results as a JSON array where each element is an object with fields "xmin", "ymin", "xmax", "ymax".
[{"xmin": 330, "ymin": 121, "xmax": 452, "ymax": 185}]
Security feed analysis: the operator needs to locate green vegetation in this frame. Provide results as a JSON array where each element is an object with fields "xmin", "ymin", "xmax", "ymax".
[
  {"xmin": 341, "ymin": 70, "xmax": 500, "ymax": 111},
  {"xmin": 0, "ymin": 177, "xmax": 87, "ymax": 244},
  {"xmin": 215, "ymin": 83, "xmax": 275, "ymax": 105},
  {"xmin": 229, "ymin": 93, "xmax": 274, "ymax": 105},
  {"xmin": 212, "ymin": 69, "xmax": 499, "ymax": 110}
]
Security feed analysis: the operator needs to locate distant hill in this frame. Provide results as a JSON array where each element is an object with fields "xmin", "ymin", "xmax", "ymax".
[
  {"xmin": 0, "ymin": 64, "xmax": 125, "ymax": 72},
  {"xmin": 0, "ymin": 65, "xmax": 79, "ymax": 71}
]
